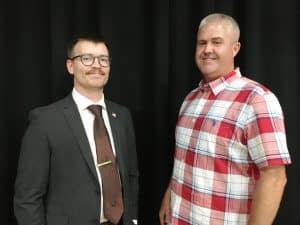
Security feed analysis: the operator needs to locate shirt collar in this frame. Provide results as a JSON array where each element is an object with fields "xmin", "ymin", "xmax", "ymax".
[
  {"xmin": 198, "ymin": 68, "xmax": 242, "ymax": 95},
  {"xmin": 72, "ymin": 88, "xmax": 107, "ymax": 111}
]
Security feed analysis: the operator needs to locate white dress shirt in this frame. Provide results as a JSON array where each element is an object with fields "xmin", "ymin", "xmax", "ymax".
[{"xmin": 72, "ymin": 88, "xmax": 116, "ymax": 223}]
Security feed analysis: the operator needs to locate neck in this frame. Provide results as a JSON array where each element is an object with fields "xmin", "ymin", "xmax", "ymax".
[
  {"xmin": 74, "ymin": 86, "xmax": 103, "ymax": 103},
  {"xmin": 203, "ymin": 67, "xmax": 235, "ymax": 83}
]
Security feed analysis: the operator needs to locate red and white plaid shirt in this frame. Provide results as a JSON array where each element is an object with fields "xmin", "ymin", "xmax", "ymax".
[{"xmin": 170, "ymin": 68, "xmax": 291, "ymax": 225}]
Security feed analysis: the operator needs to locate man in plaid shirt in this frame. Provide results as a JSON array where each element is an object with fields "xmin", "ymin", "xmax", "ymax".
[{"xmin": 159, "ymin": 13, "xmax": 291, "ymax": 225}]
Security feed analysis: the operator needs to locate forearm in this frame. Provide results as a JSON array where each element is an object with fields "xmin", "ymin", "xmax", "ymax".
[
  {"xmin": 159, "ymin": 181, "xmax": 172, "ymax": 225},
  {"xmin": 248, "ymin": 166, "xmax": 287, "ymax": 225}
]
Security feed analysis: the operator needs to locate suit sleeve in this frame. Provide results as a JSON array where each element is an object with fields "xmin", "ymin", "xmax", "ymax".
[
  {"xmin": 125, "ymin": 108, "xmax": 139, "ymax": 219},
  {"xmin": 14, "ymin": 109, "xmax": 50, "ymax": 225}
]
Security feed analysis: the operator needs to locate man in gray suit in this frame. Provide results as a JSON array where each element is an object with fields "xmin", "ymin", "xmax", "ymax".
[{"xmin": 14, "ymin": 35, "xmax": 139, "ymax": 225}]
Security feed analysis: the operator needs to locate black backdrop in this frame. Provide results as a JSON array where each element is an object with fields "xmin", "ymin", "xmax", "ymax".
[{"xmin": 1, "ymin": 1, "xmax": 299, "ymax": 225}]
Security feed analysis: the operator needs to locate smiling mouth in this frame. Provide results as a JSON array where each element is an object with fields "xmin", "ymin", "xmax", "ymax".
[
  {"xmin": 202, "ymin": 56, "xmax": 216, "ymax": 59},
  {"xmin": 202, "ymin": 58, "xmax": 216, "ymax": 62},
  {"xmin": 87, "ymin": 74, "xmax": 105, "ymax": 79}
]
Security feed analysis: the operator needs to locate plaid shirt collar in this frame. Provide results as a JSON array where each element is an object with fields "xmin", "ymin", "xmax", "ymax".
[{"xmin": 198, "ymin": 67, "xmax": 242, "ymax": 95}]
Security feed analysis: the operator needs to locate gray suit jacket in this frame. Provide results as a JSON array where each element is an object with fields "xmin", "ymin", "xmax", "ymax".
[{"xmin": 14, "ymin": 94, "xmax": 139, "ymax": 225}]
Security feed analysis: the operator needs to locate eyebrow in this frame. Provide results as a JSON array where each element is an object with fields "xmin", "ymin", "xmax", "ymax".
[
  {"xmin": 211, "ymin": 37, "xmax": 223, "ymax": 40},
  {"xmin": 198, "ymin": 37, "xmax": 224, "ymax": 42}
]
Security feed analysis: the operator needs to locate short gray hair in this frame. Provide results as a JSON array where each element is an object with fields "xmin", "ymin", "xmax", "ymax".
[{"xmin": 199, "ymin": 13, "xmax": 240, "ymax": 42}]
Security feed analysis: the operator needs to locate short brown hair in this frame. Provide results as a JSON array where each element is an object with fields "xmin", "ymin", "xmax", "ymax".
[{"xmin": 67, "ymin": 34, "xmax": 110, "ymax": 58}]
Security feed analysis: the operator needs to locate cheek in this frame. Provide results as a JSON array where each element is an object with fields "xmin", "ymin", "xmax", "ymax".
[
  {"xmin": 74, "ymin": 66, "xmax": 87, "ymax": 75},
  {"xmin": 195, "ymin": 46, "xmax": 203, "ymax": 55},
  {"xmin": 104, "ymin": 68, "xmax": 110, "ymax": 76},
  {"xmin": 195, "ymin": 49, "xmax": 202, "ymax": 61},
  {"xmin": 217, "ymin": 48, "xmax": 230, "ymax": 58},
  {"xmin": 73, "ymin": 70, "xmax": 87, "ymax": 82}
]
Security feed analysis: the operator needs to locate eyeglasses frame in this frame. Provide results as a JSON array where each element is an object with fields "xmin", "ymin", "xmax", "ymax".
[{"xmin": 69, "ymin": 54, "xmax": 111, "ymax": 67}]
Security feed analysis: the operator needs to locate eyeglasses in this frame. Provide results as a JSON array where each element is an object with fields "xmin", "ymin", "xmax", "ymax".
[{"xmin": 69, "ymin": 54, "xmax": 111, "ymax": 67}]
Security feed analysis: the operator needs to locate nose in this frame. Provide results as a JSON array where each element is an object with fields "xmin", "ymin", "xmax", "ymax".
[
  {"xmin": 204, "ymin": 43, "xmax": 213, "ymax": 53},
  {"xmin": 92, "ymin": 57, "xmax": 102, "ymax": 67}
]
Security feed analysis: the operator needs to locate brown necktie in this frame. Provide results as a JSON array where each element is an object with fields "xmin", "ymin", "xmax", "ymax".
[{"xmin": 88, "ymin": 105, "xmax": 123, "ymax": 224}]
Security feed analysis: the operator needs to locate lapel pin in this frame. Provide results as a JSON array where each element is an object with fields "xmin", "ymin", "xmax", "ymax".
[{"xmin": 112, "ymin": 113, "xmax": 117, "ymax": 118}]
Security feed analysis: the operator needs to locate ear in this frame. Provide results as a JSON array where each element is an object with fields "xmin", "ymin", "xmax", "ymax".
[
  {"xmin": 66, "ymin": 59, "xmax": 74, "ymax": 75},
  {"xmin": 233, "ymin": 42, "xmax": 241, "ymax": 57}
]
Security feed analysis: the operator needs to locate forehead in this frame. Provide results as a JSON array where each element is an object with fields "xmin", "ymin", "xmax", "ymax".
[
  {"xmin": 197, "ymin": 22, "xmax": 231, "ymax": 40},
  {"xmin": 73, "ymin": 40, "xmax": 109, "ymax": 55}
]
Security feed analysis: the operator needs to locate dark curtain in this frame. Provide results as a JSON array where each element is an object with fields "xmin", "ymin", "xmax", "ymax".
[{"xmin": 1, "ymin": 1, "xmax": 299, "ymax": 225}]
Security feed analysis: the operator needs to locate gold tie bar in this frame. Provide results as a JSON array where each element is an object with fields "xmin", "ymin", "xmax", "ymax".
[{"xmin": 97, "ymin": 160, "xmax": 112, "ymax": 167}]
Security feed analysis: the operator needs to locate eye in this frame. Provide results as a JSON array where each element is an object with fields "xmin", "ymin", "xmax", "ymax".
[
  {"xmin": 212, "ymin": 40, "xmax": 222, "ymax": 45},
  {"xmin": 197, "ymin": 41, "xmax": 206, "ymax": 46},
  {"xmin": 100, "ymin": 57, "xmax": 109, "ymax": 63},
  {"xmin": 82, "ymin": 55, "xmax": 93, "ymax": 61}
]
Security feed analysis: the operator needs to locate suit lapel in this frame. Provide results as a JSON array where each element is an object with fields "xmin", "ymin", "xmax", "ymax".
[
  {"xmin": 105, "ymin": 101, "xmax": 125, "ymax": 177},
  {"xmin": 62, "ymin": 95, "xmax": 98, "ymax": 181}
]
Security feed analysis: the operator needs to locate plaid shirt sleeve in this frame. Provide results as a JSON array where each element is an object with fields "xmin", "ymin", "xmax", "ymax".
[{"xmin": 246, "ymin": 90, "xmax": 291, "ymax": 168}]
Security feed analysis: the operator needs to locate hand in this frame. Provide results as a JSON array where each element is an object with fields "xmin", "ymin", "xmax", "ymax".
[{"xmin": 159, "ymin": 184, "xmax": 171, "ymax": 225}]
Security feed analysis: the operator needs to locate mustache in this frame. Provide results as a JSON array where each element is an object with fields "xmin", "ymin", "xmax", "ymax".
[{"xmin": 86, "ymin": 69, "xmax": 106, "ymax": 75}]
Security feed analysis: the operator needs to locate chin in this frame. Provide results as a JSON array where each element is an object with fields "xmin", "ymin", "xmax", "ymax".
[{"xmin": 201, "ymin": 68, "xmax": 217, "ymax": 76}]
